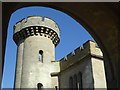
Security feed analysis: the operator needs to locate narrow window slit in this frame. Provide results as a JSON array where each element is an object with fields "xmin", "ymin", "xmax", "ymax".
[{"xmin": 39, "ymin": 50, "xmax": 43, "ymax": 62}]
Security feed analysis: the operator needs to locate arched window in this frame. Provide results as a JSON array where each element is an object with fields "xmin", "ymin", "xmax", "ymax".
[
  {"xmin": 78, "ymin": 72, "xmax": 83, "ymax": 90},
  {"xmin": 37, "ymin": 83, "xmax": 43, "ymax": 90},
  {"xmin": 55, "ymin": 86, "xmax": 57, "ymax": 90},
  {"xmin": 73, "ymin": 74, "xmax": 78, "ymax": 90},
  {"xmin": 39, "ymin": 50, "xmax": 43, "ymax": 62},
  {"xmin": 69, "ymin": 77, "xmax": 73, "ymax": 90}
]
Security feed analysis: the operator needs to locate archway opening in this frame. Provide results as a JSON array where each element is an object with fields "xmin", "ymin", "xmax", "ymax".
[{"xmin": 2, "ymin": 6, "xmax": 107, "ymax": 88}]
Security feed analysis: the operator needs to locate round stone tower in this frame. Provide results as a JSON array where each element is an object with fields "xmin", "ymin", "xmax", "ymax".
[{"xmin": 13, "ymin": 16, "xmax": 60, "ymax": 88}]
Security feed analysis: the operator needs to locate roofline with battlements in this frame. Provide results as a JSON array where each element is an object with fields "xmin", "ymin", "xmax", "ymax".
[
  {"xmin": 59, "ymin": 40, "xmax": 103, "ymax": 72},
  {"xmin": 13, "ymin": 16, "xmax": 60, "ymax": 46}
]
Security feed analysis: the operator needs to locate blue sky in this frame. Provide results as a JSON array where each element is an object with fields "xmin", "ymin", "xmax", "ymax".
[{"xmin": 2, "ymin": 6, "xmax": 94, "ymax": 88}]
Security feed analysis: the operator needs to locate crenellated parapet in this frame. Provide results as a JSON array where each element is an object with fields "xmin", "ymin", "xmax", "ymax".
[
  {"xmin": 13, "ymin": 16, "xmax": 60, "ymax": 46},
  {"xmin": 59, "ymin": 40, "xmax": 103, "ymax": 71}
]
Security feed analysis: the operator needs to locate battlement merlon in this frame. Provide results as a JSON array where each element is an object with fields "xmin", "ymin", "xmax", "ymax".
[{"xmin": 14, "ymin": 16, "xmax": 60, "ymax": 38}]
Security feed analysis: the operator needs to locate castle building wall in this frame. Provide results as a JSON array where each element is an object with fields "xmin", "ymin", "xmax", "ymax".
[
  {"xmin": 58, "ymin": 40, "xmax": 107, "ymax": 88},
  {"xmin": 59, "ymin": 57, "xmax": 94, "ymax": 88},
  {"xmin": 20, "ymin": 36, "xmax": 55, "ymax": 88},
  {"xmin": 14, "ymin": 41, "xmax": 24, "ymax": 88},
  {"xmin": 91, "ymin": 57, "xmax": 107, "ymax": 88}
]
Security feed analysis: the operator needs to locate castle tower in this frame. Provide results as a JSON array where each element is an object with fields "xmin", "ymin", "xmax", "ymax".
[{"xmin": 13, "ymin": 16, "xmax": 60, "ymax": 88}]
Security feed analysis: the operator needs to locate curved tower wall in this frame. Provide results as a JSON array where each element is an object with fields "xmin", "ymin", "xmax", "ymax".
[{"xmin": 13, "ymin": 16, "xmax": 60, "ymax": 88}]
